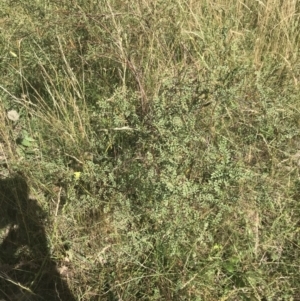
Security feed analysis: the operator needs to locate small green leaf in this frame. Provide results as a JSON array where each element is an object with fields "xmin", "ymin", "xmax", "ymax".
[
  {"xmin": 223, "ymin": 257, "xmax": 239, "ymax": 274},
  {"xmin": 19, "ymin": 131, "xmax": 35, "ymax": 147},
  {"xmin": 21, "ymin": 137, "xmax": 32, "ymax": 147},
  {"xmin": 224, "ymin": 262, "xmax": 235, "ymax": 273}
]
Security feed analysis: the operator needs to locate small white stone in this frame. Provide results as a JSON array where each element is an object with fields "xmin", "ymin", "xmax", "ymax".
[{"xmin": 7, "ymin": 110, "xmax": 19, "ymax": 121}]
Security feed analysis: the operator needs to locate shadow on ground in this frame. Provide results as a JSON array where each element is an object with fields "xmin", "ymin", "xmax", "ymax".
[{"xmin": 0, "ymin": 174, "xmax": 76, "ymax": 301}]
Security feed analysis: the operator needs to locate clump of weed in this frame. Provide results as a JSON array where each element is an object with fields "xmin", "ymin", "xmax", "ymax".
[{"xmin": 1, "ymin": 0, "xmax": 300, "ymax": 300}]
